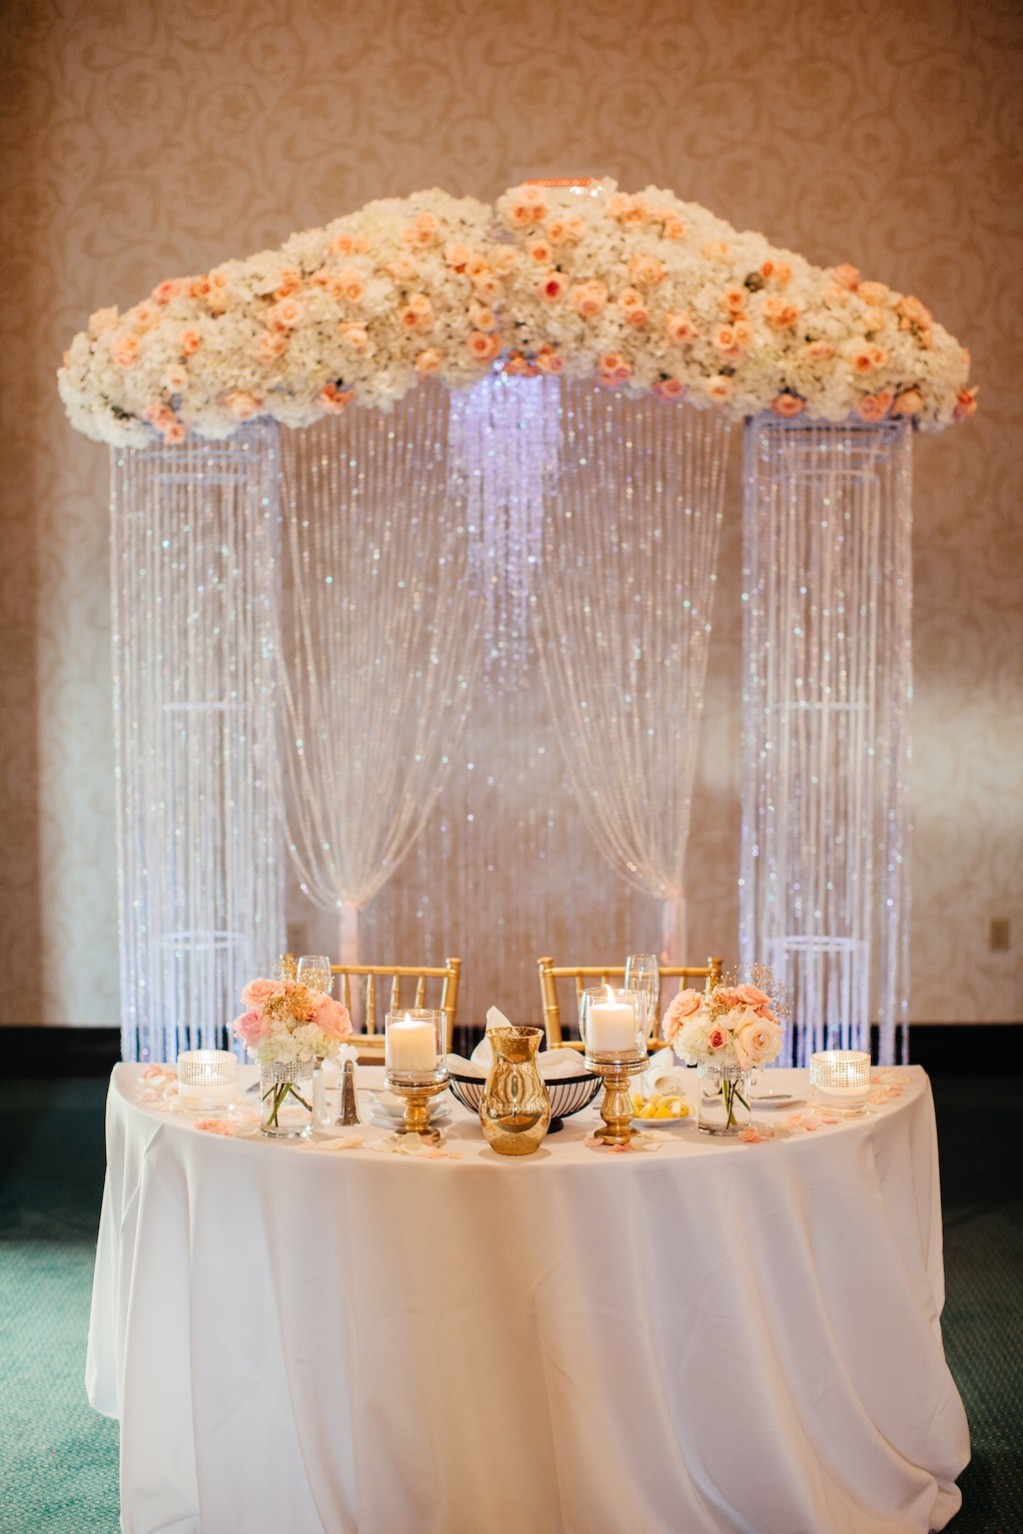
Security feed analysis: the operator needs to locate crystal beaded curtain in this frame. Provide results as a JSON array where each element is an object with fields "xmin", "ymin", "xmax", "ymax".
[
  {"xmin": 536, "ymin": 385, "xmax": 731, "ymax": 962},
  {"xmin": 276, "ymin": 387, "xmax": 478, "ymax": 963},
  {"xmin": 110, "ymin": 427, "xmax": 284, "ymax": 1062},
  {"xmin": 447, "ymin": 370, "xmax": 560, "ymax": 685},
  {"xmin": 739, "ymin": 418, "xmax": 913, "ymax": 1066}
]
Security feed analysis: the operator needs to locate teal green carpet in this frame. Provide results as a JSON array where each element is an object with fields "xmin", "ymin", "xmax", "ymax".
[{"xmin": 0, "ymin": 1076, "xmax": 1019, "ymax": 1532}]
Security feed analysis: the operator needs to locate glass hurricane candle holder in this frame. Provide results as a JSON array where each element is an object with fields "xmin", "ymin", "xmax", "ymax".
[
  {"xmin": 810, "ymin": 1050, "xmax": 871, "ymax": 1116},
  {"xmin": 177, "ymin": 1049, "xmax": 237, "ymax": 1112},
  {"xmin": 384, "ymin": 1009, "xmax": 449, "ymax": 1143}
]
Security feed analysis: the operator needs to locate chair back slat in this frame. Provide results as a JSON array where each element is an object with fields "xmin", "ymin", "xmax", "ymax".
[
  {"xmin": 537, "ymin": 956, "xmax": 723, "ymax": 1050},
  {"xmin": 278, "ymin": 954, "xmax": 462, "ymax": 1060}
]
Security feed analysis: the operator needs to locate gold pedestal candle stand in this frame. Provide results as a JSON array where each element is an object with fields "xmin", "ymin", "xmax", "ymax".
[
  {"xmin": 585, "ymin": 1054, "xmax": 647, "ymax": 1147},
  {"xmin": 388, "ymin": 1076, "xmax": 449, "ymax": 1145}
]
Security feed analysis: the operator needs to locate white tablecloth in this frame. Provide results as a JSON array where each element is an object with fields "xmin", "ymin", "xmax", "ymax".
[{"xmin": 87, "ymin": 1065, "xmax": 968, "ymax": 1534}]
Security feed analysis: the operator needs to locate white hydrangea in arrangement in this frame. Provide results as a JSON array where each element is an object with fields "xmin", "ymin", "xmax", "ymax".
[{"xmin": 58, "ymin": 180, "xmax": 976, "ymax": 447}]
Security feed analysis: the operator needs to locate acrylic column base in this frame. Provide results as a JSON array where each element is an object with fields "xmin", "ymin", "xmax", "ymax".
[{"xmin": 585, "ymin": 1055, "xmax": 647, "ymax": 1147}]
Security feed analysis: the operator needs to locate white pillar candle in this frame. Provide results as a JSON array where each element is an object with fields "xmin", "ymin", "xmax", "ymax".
[
  {"xmin": 586, "ymin": 998, "xmax": 638, "ymax": 1054},
  {"xmin": 386, "ymin": 1018, "xmax": 438, "ymax": 1075}
]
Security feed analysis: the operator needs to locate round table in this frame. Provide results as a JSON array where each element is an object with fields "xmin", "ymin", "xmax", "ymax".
[{"xmin": 87, "ymin": 1064, "xmax": 968, "ymax": 1534}]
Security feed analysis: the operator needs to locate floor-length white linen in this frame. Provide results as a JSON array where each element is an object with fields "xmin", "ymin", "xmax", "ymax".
[{"xmin": 87, "ymin": 1067, "xmax": 968, "ymax": 1534}]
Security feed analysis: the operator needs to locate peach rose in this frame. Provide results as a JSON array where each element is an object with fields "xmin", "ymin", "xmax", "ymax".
[
  {"xmin": 257, "ymin": 331, "xmax": 288, "ymax": 363},
  {"xmin": 180, "ymin": 329, "xmax": 202, "ymax": 357},
  {"xmin": 705, "ymin": 374, "xmax": 734, "ymax": 404},
  {"xmin": 467, "ymin": 330, "xmax": 501, "ymax": 362},
  {"xmin": 267, "ymin": 298, "xmax": 303, "ymax": 331},
  {"xmin": 713, "ymin": 324, "xmax": 738, "ymax": 353},
  {"xmin": 472, "ymin": 273, "xmax": 503, "ymax": 303},
  {"xmin": 721, "ymin": 284, "xmax": 747, "ymax": 314},
  {"xmin": 706, "ymin": 1024, "xmax": 730, "ymax": 1052},
  {"xmin": 703, "ymin": 239, "xmax": 733, "ymax": 263},
  {"xmin": 764, "ymin": 298, "xmax": 799, "ymax": 330},
  {"xmin": 186, "ymin": 277, "xmax": 210, "ymax": 300},
  {"xmin": 241, "ymin": 977, "xmax": 278, "ymax": 1010},
  {"xmin": 337, "ymin": 269, "xmax": 365, "ymax": 304},
  {"xmin": 626, "ymin": 305, "xmax": 651, "ymax": 328},
  {"xmin": 470, "ymin": 302, "xmax": 496, "ymax": 332},
  {"xmin": 339, "ymin": 324, "xmax": 370, "ymax": 354},
  {"xmin": 572, "ymin": 280, "xmax": 609, "ymax": 318},
  {"xmin": 731, "ymin": 320, "xmax": 753, "ymax": 350},
  {"xmin": 771, "ymin": 393, "xmax": 805, "ymax": 418},
  {"xmin": 151, "ymin": 279, "xmax": 182, "ymax": 306},
  {"xmin": 607, "ymin": 192, "xmax": 635, "ymax": 219},
  {"xmin": 547, "ymin": 219, "xmax": 572, "ymax": 245},
  {"xmin": 652, "ymin": 377, "xmax": 686, "ymax": 400},
  {"xmin": 891, "ymin": 388, "xmax": 924, "ymax": 417},
  {"xmin": 528, "ymin": 238, "xmax": 553, "ymax": 265},
  {"xmin": 849, "ymin": 344, "xmax": 876, "ymax": 374},
  {"xmin": 534, "ymin": 346, "xmax": 563, "ymax": 375},
  {"xmin": 831, "ymin": 263, "xmax": 860, "ymax": 292},
  {"xmin": 856, "ymin": 390, "xmax": 894, "ymax": 423},
  {"xmin": 415, "ymin": 348, "xmax": 445, "ymax": 375},
  {"xmin": 805, "ymin": 340, "xmax": 834, "ymax": 362},
  {"xmin": 616, "ymin": 287, "xmax": 644, "ymax": 312},
  {"xmin": 273, "ymin": 267, "xmax": 302, "ymax": 299},
  {"xmin": 735, "ymin": 984, "xmax": 774, "ymax": 1015},
  {"xmin": 858, "ymin": 280, "xmax": 891, "ymax": 307},
  {"xmin": 111, "ymin": 334, "xmax": 140, "ymax": 368},
  {"xmin": 225, "ymin": 391, "xmax": 263, "ymax": 420},
  {"xmin": 162, "ymin": 421, "xmax": 187, "ymax": 445},
  {"xmin": 598, "ymin": 353, "xmax": 631, "ymax": 382},
  {"xmin": 663, "ymin": 217, "xmax": 687, "ymax": 240},
  {"xmin": 444, "ymin": 242, "xmax": 471, "ymax": 270},
  {"xmin": 630, "ymin": 255, "xmax": 665, "ymax": 287},
  {"xmin": 319, "ymin": 384, "xmax": 354, "ymax": 413},
  {"xmin": 665, "ymin": 311, "xmax": 697, "ymax": 344},
  {"xmin": 503, "ymin": 352, "xmax": 538, "ymax": 378},
  {"xmin": 127, "ymin": 303, "xmax": 159, "ymax": 333}
]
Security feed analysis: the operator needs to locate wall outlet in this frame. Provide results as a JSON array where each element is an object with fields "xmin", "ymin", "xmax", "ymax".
[{"xmin": 989, "ymin": 918, "xmax": 1010, "ymax": 952}]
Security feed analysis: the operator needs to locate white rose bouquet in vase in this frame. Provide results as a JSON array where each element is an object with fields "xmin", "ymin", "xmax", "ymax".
[
  {"xmin": 662, "ymin": 972, "xmax": 785, "ymax": 1136},
  {"xmin": 233, "ymin": 978, "xmax": 353, "ymax": 1138}
]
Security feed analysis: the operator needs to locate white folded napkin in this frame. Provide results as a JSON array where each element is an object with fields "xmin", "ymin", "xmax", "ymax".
[
  {"xmin": 452, "ymin": 1035, "xmax": 590, "ymax": 1081},
  {"xmin": 639, "ymin": 1046, "xmax": 690, "ymax": 1100}
]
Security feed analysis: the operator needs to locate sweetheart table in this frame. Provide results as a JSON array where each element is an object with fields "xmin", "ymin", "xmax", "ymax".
[{"xmin": 86, "ymin": 1064, "xmax": 968, "ymax": 1534}]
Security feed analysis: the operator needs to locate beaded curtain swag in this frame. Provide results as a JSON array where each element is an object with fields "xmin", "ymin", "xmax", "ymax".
[{"xmin": 65, "ymin": 181, "xmax": 973, "ymax": 1060}]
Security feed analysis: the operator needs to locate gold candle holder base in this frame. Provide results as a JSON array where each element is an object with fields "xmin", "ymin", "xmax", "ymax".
[
  {"xmin": 387, "ymin": 1076, "xmax": 449, "ymax": 1144},
  {"xmin": 585, "ymin": 1054, "xmax": 647, "ymax": 1147}
]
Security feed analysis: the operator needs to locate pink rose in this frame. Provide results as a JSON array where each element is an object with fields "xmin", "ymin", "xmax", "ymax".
[
  {"xmin": 665, "ymin": 311, "xmax": 697, "ymax": 345},
  {"xmin": 856, "ymin": 390, "xmax": 894, "ymax": 423},
  {"xmin": 706, "ymin": 1024, "xmax": 730, "ymax": 1052},
  {"xmin": 735, "ymin": 984, "xmax": 774, "ymax": 1016},
  {"xmin": 662, "ymin": 987, "xmax": 704, "ymax": 1041},
  {"xmin": 831, "ymin": 263, "xmax": 860, "ymax": 292},
  {"xmin": 234, "ymin": 1008, "xmax": 272, "ymax": 1048},
  {"xmin": 241, "ymin": 977, "xmax": 278, "ymax": 1010},
  {"xmin": 313, "ymin": 995, "xmax": 352, "ymax": 1039},
  {"xmin": 652, "ymin": 378, "xmax": 686, "ymax": 400}
]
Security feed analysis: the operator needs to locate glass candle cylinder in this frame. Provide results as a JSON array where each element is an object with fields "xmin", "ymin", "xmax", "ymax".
[
  {"xmin": 809, "ymin": 1050, "xmax": 871, "ymax": 1116},
  {"xmin": 385, "ymin": 1009, "xmax": 447, "ymax": 1084},
  {"xmin": 177, "ymin": 1049, "xmax": 237, "ymax": 1111},
  {"xmin": 581, "ymin": 988, "xmax": 645, "ymax": 1063}
]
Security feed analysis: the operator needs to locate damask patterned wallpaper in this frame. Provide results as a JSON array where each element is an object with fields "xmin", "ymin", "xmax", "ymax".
[{"xmin": 1, "ymin": 0, "xmax": 1019, "ymax": 1024}]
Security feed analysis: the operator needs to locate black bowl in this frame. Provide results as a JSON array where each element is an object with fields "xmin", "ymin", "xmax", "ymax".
[{"xmin": 448, "ymin": 1069, "xmax": 602, "ymax": 1132}]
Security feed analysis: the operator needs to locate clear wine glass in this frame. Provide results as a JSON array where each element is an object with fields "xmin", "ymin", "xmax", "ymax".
[
  {"xmin": 297, "ymin": 955, "xmax": 333, "ymax": 995},
  {"xmin": 624, "ymin": 953, "xmax": 660, "ymax": 1039}
]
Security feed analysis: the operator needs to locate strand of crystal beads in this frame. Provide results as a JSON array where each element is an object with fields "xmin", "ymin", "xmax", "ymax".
[
  {"xmin": 275, "ymin": 384, "xmax": 478, "ymax": 963},
  {"xmin": 447, "ymin": 370, "xmax": 561, "ymax": 689},
  {"xmin": 739, "ymin": 417, "xmax": 912, "ymax": 1066},
  {"xmin": 110, "ymin": 426, "xmax": 285, "ymax": 1063},
  {"xmin": 535, "ymin": 385, "xmax": 731, "ymax": 962}
]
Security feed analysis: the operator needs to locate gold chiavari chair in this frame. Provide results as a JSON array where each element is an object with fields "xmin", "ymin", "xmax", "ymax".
[
  {"xmin": 277, "ymin": 954, "xmax": 462, "ymax": 1061},
  {"xmin": 536, "ymin": 955, "xmax": 724, "ymax": 1051}
]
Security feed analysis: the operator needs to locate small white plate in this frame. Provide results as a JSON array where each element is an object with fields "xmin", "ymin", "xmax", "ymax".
[{"xmin": 751, "ymin": 1091, "xmax": 803, "ymax": 1109}]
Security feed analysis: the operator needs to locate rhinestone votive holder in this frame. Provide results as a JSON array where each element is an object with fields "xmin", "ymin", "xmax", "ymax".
[
  {"xmin": 176, "ymin": 1049, "xmax": 237, "ymax": 1112},
  {"xmin": 809, "ymin": 1050, "xmax": 871, "ymax": 1116}
]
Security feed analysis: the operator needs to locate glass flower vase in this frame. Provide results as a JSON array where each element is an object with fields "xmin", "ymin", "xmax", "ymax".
[
  {"xmin": 697, "ymin": 1062, "xmax": 752, "ymax": 1136},
  {"xmin": 260, "ymin": 1060, "xmax": 315, "ymax": 1139}
]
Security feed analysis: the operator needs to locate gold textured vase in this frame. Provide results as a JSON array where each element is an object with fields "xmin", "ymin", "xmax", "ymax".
[{"xmin": 479, "ymin": 1026, "xmax": 551, "ymax": 1155}]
